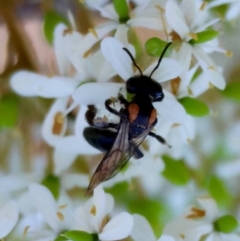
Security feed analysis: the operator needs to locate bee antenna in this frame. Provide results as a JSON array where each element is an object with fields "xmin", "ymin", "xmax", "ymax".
[
  {"xmin": 123, "ymin": 48, "xmax": 143, "ymax": 76},
  {"xmin": 149, "ymin": 42, "xmax": 172, "ymax": 78}
]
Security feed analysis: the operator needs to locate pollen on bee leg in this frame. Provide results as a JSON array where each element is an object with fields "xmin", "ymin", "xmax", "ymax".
[
  {"xmin": 90, "ymin": 205, "xmax": 97, "ymax": 216},
  {"xmin": 52, "ymin": 112, "xmax": 65, "ymax": 135}
]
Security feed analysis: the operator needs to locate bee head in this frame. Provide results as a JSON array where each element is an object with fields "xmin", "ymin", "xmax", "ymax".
[
  {"xmin": 123, "ymin": 42, "xmax": 171, "ymax": 102},
  {"xmin": 126, "ymin": 75, "xmax": 164, "ymax": 102}
]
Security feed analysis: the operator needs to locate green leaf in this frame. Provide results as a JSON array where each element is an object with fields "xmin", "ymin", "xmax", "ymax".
[
  {"xmin": 55, "ymin": 235, "xmax": 68, "ymax": 241},
  {"xmin": 128, "ymin": 28, "xmax": 142, "ymax": 59},
  {"xmin": 0, "ymin": 94, "xmax": 18, "ymax": 128},
  {"xmin": 41, "ymin": 174, "xmax": 60, "ymax": 200},
  {"xmin": 43, "ymin": 10, "xmax": 69, "ymax": 44},
  {"xmin": 106, "ymin": 181, "xmax": 130, "ymax": 203},
  {"xmin": 222, "ymin": 82, "xmax": 240, "ymax": 101},
  {"xmin": 189, "ymin": 29, "xmax": 219, "ymax": 45},
  {"xmin": 214, "ymin": 215, "xmax": 238, "ymax": 233},
  {"xmin": 145, "ymin": 38, "xmax": 172, "ymax": 57},
  {"xmin": 113, "ymin": 0, "xmax": 129, "ymax": 23},
  {"xmin": 161, "ymin": 155, "xmax": 190, "ymax": 185},
  {"xmin": 179, "ymin": 97, "xmax": 209, "ymax": 117},
  {"xmin": 62, "ymin": 230, "xmax": 98, "ymax": 241},
  {"xmin": 207, "ymin": 176, "xmax": 231, "ymax": 207},
  {"xmin": 211, "ymin": 4, "xmax": 229, "ymax": 19}
]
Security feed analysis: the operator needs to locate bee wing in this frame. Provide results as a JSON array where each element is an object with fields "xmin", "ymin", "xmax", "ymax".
[
  {"xmin": 87, "ymin": 116, "xmax": 130, "ymax": 194},
  {"xmin": 87, "ymin": 116, "xmax": 155, "ymax": 194}
]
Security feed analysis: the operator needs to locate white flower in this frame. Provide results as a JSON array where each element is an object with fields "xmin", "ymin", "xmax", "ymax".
[
  {"xmin": 28, "ymin": 183, "xmax": 73, "ymax": 241},
  {"xmin": 165, "ymin": 0, "xmax": 226, "ymax": 94},
  {"xmin": 0, "ymin": 200, "xmax": 19, "ymax": 239},
  {"xmin": 72, "ymin": 185, "xmax": 133, "ymax": 241},
  {"xmin": 71, "ymin": 37, "xmax": 189, "ymax": 186},
  {"xmin": 163, "ymin": 196, "xmax": 240, "ymax": 241},
  {"xmin": 84, "ymin": 0, "xmax": 165, "ymax": 45},
  {"xmin": 99, "ymin": 37, "xmax": 187, "ymax": 124},
  {"xmin": 207, "ymin": 0, "xmax": 240, "ymax": 20},
  {"xmin": 10, "ymin": 23, "xmax": 117, "ymax": 174},
  {"xmin": 131, "ymin": 214, "xmax": 175, "ymax": 241}
]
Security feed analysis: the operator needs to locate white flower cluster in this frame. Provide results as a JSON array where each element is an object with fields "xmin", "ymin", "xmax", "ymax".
[{"xmin": 3, "ymin": 0, "xmax": 240, "ymax": 240}]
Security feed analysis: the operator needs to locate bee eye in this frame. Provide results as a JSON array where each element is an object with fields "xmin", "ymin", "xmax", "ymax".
[{"xmin": 153, "ymin": 92, "xmax": 164, "ymax": 101}]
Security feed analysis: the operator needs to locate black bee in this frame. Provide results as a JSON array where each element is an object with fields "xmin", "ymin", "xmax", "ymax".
[{"xmin": 83, "ymin": 42, "xmax": 172, "ymax": 194}]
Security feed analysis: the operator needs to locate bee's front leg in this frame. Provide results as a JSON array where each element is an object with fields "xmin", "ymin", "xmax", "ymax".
[{"xmin": 85, "ymin": 105, "xmax": 118, "ymax": 129}]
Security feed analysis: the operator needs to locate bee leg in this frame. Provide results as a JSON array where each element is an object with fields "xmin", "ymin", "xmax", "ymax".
[
  {"xmin": 118, "ymin": 93, "xmax": 129, "ymax": 105},
  {"xmin": 86, "ymin": 105, "xmax": 118, "ymax": 129},
  {"xmin": 105, "ymin": 98, "xmax": 120, "ymax": 116},
  {"xmin": 148, "ymin": 132, "xmax": 171, "ymax": 148},
  {"xmin": 85, "ymin": 105, "xmax": 97, "ymax": 126},
  {"xmin": 93, "ymin": 119, "xmax": 119, "ymax": 129},
  {"xmin": 133, "ymin": 147, "xmax": 144, "ymax": 159}
]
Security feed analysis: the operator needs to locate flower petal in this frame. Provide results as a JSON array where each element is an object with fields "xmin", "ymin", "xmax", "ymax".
[
  {"xmin": 129, "ymin": 17, "xmax": 163, "ymax": 31},
  {"xmin": 131, "ymin": 214, "xmax": 156, "ymax": 241},
  {"xmin": 64, "ymin": 31, "xmax": 86, "ymax": 77},
  {"xmin": 165, "ymin": 0, "xmax": 189, "ymax": 40},
  {"xmin": 37, "ymin": 76, "xmax": 77, "ymax": 97},
  {"xmin": 192, "ymin": 46, "xmax": 225, "ymax": 89},
  {"xmin": 93, "ymin": 186, "xmax": 114, "ymax": 221},
  {"xmin": 81, "ymin": 22, "xmax": 118, "ymax": 54},
  {"xmin": 72, "ymin": 82, "xmax": 124, "ymax": 105},
  {"xmin": 10, "ymin": 71, "xmax": 40, "ymax": 97},
  {"xmin": 61, "ymin": 173, "xmax": 89, "ymax": 189},
  {"xmin": 171, "ymin": 42, "xmax": 192, "ymax": 76},
  {"xmin": 54, "ymin": 24, "xmax": 71, "ymax": 76},
  {"xmin": 10, "ymin": 71, "xmax": 76, "ymax": 98},
  {"xmin": 182, "ymin": 0, "xmax": 196, "ymax": 26},
  {"xmin": 29, "ymin": 183, "xmax": 59, "ymax": 231},
  {"xmin": 194, "ymin": 18, "xmax": 220, "ymax": 34},
  {"xmin": 86, "ymin": 50, "xmax": 116, "ymax": 82},
  {"xmin": 197, "ymin": 196, "xmax": 218, "ymax": 220},
  {"xmin": 144, "ymin": 58, "xmax": 182, "ymax": 82},
  {"xmin": 93, "ymin": 185, "xmax": 106, "ymax": 219},
  {"xmin": 42, "ymin": 98, "xmax": 68, "ymax": 146},
  {"xmin": 154, "ymin": 90, "xmax": 187, "ymax": 124},
  {"xmin": 158, "ymin": 234, "xmax": 176, "ymax": 241},
  {"xmin": 54, "ymin": 135, "xmax": 100, "ymax": 156},
  {"xmin": 99, "ymin": 212, "xmax": 133, "ymax": 241},
  {"xmin": 190, "ymin": 72, "xmax": 209, "ymax": 97},
  {"xmin": 101, "ymin": 37, "xmax": 134, "ymax": 80},
  {"xmin": 168, "ymin": 115, "xmax": 195, "ymax": 145},
  {"xmin": 96, "ymin": 3, "xmax": 118, "ymax": 20},
  {"xmin": 0, "ymin": 200, "xmax": 19, "ymax": 239},
  {"xmin": 53, "ymin": 147, "xmax": 78, "ymax": 175}
]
